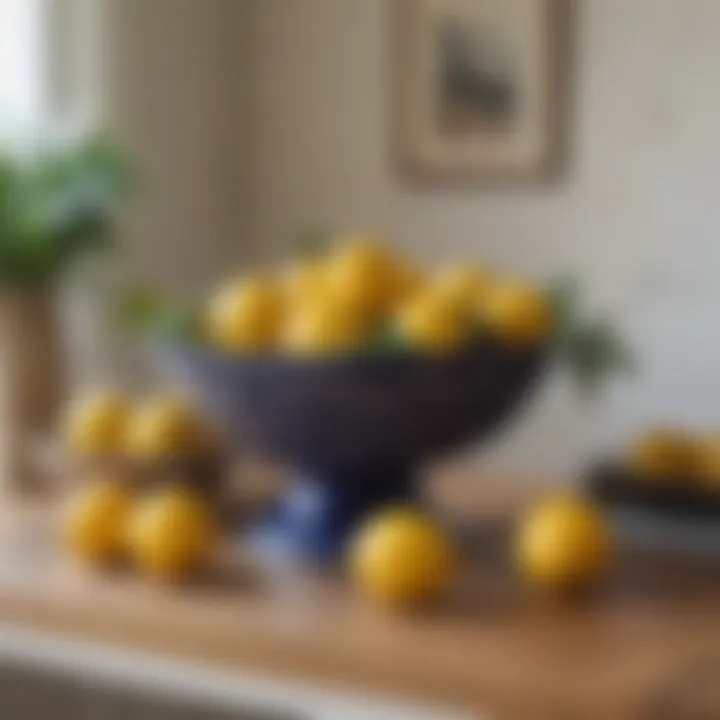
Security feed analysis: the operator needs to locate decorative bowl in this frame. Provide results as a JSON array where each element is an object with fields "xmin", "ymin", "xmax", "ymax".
[{"xmin": 161, "ymin": 342, "xmax": 547, "ymax": 561}]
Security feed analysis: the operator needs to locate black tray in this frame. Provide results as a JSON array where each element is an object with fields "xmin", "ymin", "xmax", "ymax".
[{"xmin": 587, "ymin": 463, "xmax": 720, "ymax": 521}]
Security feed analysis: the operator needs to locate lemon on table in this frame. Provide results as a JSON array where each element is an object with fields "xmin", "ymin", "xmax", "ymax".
[
  {"xmin": 63, "ymin": 478, "xmax": 133, "ymax": 564},
  {"xmin": 125, "ymin": 396, "xmax": 210, "ymax": 459},
  {"xmin": 481, "ymin": 281, "xmax": 552, "ymax": 346},
  {"xmin": 432, "ymin": 263, "xmax": 493, "ymax": 313},
  {"xmin": 394, "ymin": 290, "xmax": 472, "ymax": 355},
  {"xmin": 63, "ymin": 390, "xmax": 129, "ymax": 456},
  {"xmin": 127, "ymin": 487, "xmax": 216, "ymax": 580},
  {"xmin": 205, "ymin": 275, "xmax": 283, "ymax": 353},
  {"xmin": 282, "ymin": 301, "xmax": 369, "ymax": 356},
  {"xmin": 349, "ymin": 508, "xmax": 455, "ymax": 610},
  {"xmin": 627, "ymin": 427, "xmax": 699, "ymax": 481},
  {"xmin": 516, "ymin": 495, "xmax": 612, "ymax": 593},
  {"xmin": 324, "ymin": 237, "xmax": 398, "ymax": 320}
]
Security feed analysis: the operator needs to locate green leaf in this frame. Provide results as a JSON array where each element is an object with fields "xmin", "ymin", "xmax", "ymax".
[
  {"xmin": 0, "ymin": 133, "xmax": 132, "ymax": 285},
  {"xmin": 290, "ymin": 227, "xmax": 333, "ymax": 258},
  {"xmin": 115, "ymin": 284, "xmax": 167, "ymax": 333},
  {"xmin": 545, "ymin": 273, "xmax": 582, "ymax": 343},
  {"xmin": 155, "ymin": 304, "xmax": 205, "ymax": 344},
  {"xmin": 369, "ymin": 323, "xmax": 409, "ymax": 355},
  {"xmin": 563, "ymin": 321, "xmax": 635, "ymax": 397}
]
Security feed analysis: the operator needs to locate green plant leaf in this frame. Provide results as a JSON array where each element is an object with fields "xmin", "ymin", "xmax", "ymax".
[
  {"xmin": 290, "ymin": 227, "xmax": 333, "ymax": 258},
  {"xmin": 0, "ymin": 133, "xmax": 132, "ymax": 285},
  {"xmin": 563, "ymin": 320, "xmax": 635, "ymax": 397},
  {"xmin": 115, "ymin": 284, "xmax": 167, "ymax": 333},
  {"xmin": 154, "ymin": 304, "xmax": 205, "ymax": 344},
  {"xmin": 546, "ymin": 273, "xmax": 582, "ymax": 344}
]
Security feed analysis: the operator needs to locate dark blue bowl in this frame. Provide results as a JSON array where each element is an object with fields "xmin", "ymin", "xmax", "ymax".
[{"xmin": 161, "ymin": 342, "xmax": 548, "ymax": 560}]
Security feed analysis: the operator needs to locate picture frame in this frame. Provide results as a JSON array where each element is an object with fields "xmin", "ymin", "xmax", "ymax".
[{"xmin": 393, "ymin": 0, "xmax": 571, "ymax": 183}]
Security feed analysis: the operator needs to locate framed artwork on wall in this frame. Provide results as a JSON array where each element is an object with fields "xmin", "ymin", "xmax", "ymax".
[{"xmin": 393, "ymin": 0, "xmax": 571, "ymax": 183}]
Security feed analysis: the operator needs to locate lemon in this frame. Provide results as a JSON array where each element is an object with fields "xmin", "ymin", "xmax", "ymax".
[
  {"xmin": 282, "ymin": 301, "xmax": 369, "ymax": 356},
  {"xmin": 389, "ymin": 260, "xmax": 426, "ymax": 305},
  {"xmin": 63, "ymin": 478, "xmax": 133, "ymax": 564},
  {"xmin": 628, "ymin": 427, "xmax": 699, "ymax": 480},
  {"xmin": 128, "ymin": 487, "xmax": 216, "ymax": 580},
  {"xmin": 394, "ymin": 291, "xmax": 471, "ymax": 355},
  {"xmin": 63, "ymin": 390, "xmax": 129, "ymax": 456},
  {"xmin": 281, "ymin": 258, "xmax": 329, "ymax": 306},
  {"xmin": 481, "ymin": 281, "xmax": 551, "ymax": 346},
  {"xmin": 432, "ymin": 263, "xmax": 493, "ymax": 313},
  {"xmin": 125, "ymin": 396, "xmax": 210, "ymax": 459},
  {"xmin": 325, "ymin": 237, "xmax": 397, "ymax": 320},
  {"xmin": 516, "ymin": 495, "xmax": 612, "ymax": 592},
  {"xmin": 350, "ymin": 508, "xmax": 455, "ymax": 609},
  {"xmin": 205, "ymin": 276, "xmax": 283, "ymax": 353},
  {"xmin": 696, "ymin": 434, "xmax": 720, "ymax": 486}
]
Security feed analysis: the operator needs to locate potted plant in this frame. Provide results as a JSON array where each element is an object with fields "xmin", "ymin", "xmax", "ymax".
[{"xmin": 0, "ymin": 134, "xmax": 130, "ymax": 491}]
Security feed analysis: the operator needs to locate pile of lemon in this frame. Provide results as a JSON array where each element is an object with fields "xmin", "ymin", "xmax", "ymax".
[
  {"xmin": 204, "ymin": 237, "xmax": 553, "ymax": 358},
  {"xmin": 62, "ymin": 390, "xmax": 218, "ymax": 580},
  {"xmin": 626, "ymin": 426, "xmax": 720, "ymax": 487}
]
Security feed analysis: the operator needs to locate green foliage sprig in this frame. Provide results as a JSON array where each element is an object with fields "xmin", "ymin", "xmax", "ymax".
[
  {"xmin": 0, "ymin": 134, "xmax": 132, "ymax": 285},
  {"xmin": 547, "ymin": 275, "xmax": 635, "ymax": 396}
]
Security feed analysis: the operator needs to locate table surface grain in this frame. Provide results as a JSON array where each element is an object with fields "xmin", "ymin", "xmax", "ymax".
[{"xmin": 0, "ymin": 470, "xmax": 719, "ymax": 720}]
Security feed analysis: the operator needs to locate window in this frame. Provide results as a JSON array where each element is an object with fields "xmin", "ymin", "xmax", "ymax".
[
  {"xmin": 0, "ymin": 0, "xmax": 101, "ymax": 141},
  {"xmin": 0, "ymin": 0, "xmax": 46, "ymax": 138}
]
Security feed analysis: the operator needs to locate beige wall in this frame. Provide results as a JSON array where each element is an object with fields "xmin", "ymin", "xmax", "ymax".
[
  {"xmin": 64, "ymin": 0, "xmax": 259, "ymax": 387},
  {"xmin": 252, "ymin": 0, "xmax": 720, "ymax": 473},
  {"xmin": 105, "ymin": 0, "xmax": 257, "ymax": 293}
]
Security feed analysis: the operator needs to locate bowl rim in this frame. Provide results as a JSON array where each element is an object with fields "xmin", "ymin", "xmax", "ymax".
[{"xmin": 158, "ymin": 337, "xmax": 549, "ymax": 374}]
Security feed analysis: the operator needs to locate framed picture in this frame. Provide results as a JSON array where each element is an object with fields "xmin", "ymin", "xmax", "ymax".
[{"xmin": 394, "ymin": 0, "xmax": 570, "ymax": 182}]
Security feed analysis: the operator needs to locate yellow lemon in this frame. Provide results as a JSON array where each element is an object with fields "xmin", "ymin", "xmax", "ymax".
[
  {"xmin": 350, "ymin": 508, "xmax": 455, "ymax": 609},
  {"xmin": 205, "ymin": 276, "xmax": 283, "ymax": 353},
  {"xmin": 325, "ymin": 237, "xmax": 397, "ymax": 320},
  {"xmin": 127, "ymin": 487, "xmax": 216, "ymax": 580},
  {"xmin": 696, "ymin": 434, "xmax": 720, "ymax": 487},
  {"xmin": 282, "ymin": 301, "xmax": 368, "ymax": 356},
  {"xmin": 432, "ymin": 263, "xmax": 493, "ymax": 313},
  {"xmin": 281, "ymin": 258, "xmax": 329, "ymax": 306},
  {"xmin": 63, "ymin": 478, "xmax": 133, "ymax": 564},
  {"xmin": 516, "ymin": 495, "xmax": 612, "ymax": 593},
  {"xmin": 481, "ymin": 281, "xmax": 552, "ymax": 346},
  {"xmin": 389, "ymin": 259, "xmax": 426, "ymax": 305},
  {"xmin": 395, "ymin": 291, "xmax": 471, "ymax": 355},
  {"xmin": 125, "ymin": 396, "xmax": 210, "ymax": 459},
  {"xmin": 63, "ymin": 390, "xmax": 129, "ymax": 457},
  {"xmin": 627, "ymin": 427, "xmax": 699, "ymax": 481}
]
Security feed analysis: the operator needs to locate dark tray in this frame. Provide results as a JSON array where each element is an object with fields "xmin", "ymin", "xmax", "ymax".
[{"xmin": 587, "ymin": 463, "xmax": 720, "ymax": 521}]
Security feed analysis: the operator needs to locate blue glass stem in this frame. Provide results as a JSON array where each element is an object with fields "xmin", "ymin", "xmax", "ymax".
[{"xmin": 252, "ymin": 464, "xmax": 416, "ymax": 562}]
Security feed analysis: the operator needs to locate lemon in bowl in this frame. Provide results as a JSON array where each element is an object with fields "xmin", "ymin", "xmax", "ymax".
[
  {"xmin": 394, "ymin": 290, "xmax": 473, "ymax": 355},
  {"xmin": 205, "ymin": 275, "xmax": 283, "ymax": 353},
  {"xmin": 481, "ymin": 281, "xmax": 552, "ymax": 347}
]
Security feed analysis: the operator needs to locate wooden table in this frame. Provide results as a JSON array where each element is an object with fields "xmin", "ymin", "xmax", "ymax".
[{"xmin": 0, "ymin": 474, "xmax": 719, "ymax": 719}]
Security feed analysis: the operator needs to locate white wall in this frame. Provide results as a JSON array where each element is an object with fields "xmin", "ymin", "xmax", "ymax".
[{"xmin": 252, "ymin": 0, "xmax": 720, "ymax": 474}]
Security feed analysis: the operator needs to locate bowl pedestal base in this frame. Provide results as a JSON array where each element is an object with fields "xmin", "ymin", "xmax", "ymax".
[{"xmin": 249, "ymin": 464, "xmax": 416, "ymax": 563}]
